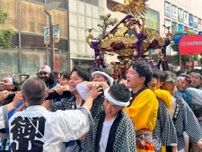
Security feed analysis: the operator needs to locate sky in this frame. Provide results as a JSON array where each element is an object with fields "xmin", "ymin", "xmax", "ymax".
[{"xmin": 192, "ymin": 0, "xmax": 202, "ymax": 18}]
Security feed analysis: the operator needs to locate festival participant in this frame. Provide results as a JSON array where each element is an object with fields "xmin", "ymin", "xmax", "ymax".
[
  {"xmin": 81, "ymin": 84, "xmax": 136, "ymax": 152},
  {"xmin": 76, "ymin": 69, "xmax": 113, "ymax": 116},
  {"xmin": 37, "ymin": 65, "xmax": 58, "ymax": 89},
  {"xmin": 125, "ymin": 60, "xmax": 158, "ymax": 152},
  {"xmin": 148, "ymin": 71, "xmax": 178, "ymax": 152},
  {"xmin": 0, "ymin": 91, "xmax": 22, "ymax": 129},
  {"xmin": 189, "ymin": 69, "xmax": 202, "ymax": 89},
  {"xmin": 175, "ymin": 74, "xmax": 192, "ymax": 106},
  {"xmin": 9, "ymin": 77, "xmax": 100, "ymax": 152},
  {"xmin": 161, "ymin": 75, "xmax": 202, "ymax": 151}
]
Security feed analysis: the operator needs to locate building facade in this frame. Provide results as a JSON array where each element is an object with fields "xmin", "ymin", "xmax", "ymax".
[
  {"xmin": 0, "ymin": 0, "xmax": 68, "ymax": 77},
  {"xmin": 146, "ymin": 0, "xmax": 202, "ymax": 36},
  {"xmin": 0, "ymin": 0, "xmax": 202, "ymax": 76}
]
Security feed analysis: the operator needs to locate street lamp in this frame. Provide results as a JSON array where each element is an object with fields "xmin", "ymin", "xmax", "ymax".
[{"xmin": 44, "ymin": 1, "xmax": 61, "ymax": 70}]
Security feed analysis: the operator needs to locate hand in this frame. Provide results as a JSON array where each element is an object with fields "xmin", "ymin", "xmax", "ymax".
[
  {"xmin": 51, "ymin": 85, "xmax": 69, "ymax": 95},
  {"xmin": 12, "ymin": 91, "xmax": 23, "ymax": 106},
  {"xmin": 82, "ymin": 87, "xmax": 103, "ymax": 111},
  {"xmin": 196, "ymin": 140, "xmax": 202, "ymax": 149},
  {"xmin": 88, "ymin": 82, "xmax": 109, "ymax": 90},
  {"xmin": 88, "ymin": 86, "xmax": 103, "ymax": 101},
  {"xmin": 51, "ymin": 85, "xmax": 63, "ymax": 95},
  {"xmin": 7, "ymin": 91, "xmax": 23, "ymax": 111},
  {"xmin": 0, "ymin": 90, "xmax": 9, "ymax": 103}
]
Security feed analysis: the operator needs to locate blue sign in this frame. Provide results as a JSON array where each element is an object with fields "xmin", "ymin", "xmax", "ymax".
[{"xmin": 173, "ymin": 33, "xmax": 187, "ymax": 45}]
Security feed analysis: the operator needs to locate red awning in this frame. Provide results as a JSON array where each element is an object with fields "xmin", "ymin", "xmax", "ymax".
[{"xmin": 179, "ymin": 35, "xmax": 202, "ymax": 55}]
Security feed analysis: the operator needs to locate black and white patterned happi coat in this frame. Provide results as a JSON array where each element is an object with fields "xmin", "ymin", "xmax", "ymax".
[
  {"xmin": 153, "ymin": 99, "xmax": 177, "ymax": 151},
  {"xmin": 80, "ymin": 96, "xmax": 136, "ymax": 152},
  {"xmin": 174, "ymin": 96, "xmax": 202, "ymax": 150}
]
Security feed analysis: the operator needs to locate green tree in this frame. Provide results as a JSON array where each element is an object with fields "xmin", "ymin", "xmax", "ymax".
[
  {"xmin": 0, "ymin": 8, "xmax": 14, "ymax": 48},
  {"xmin": 0, "ymin": 9, "xmax": 7, "ymax": 24},
  {"xmin": 97, "ymin": 14, "xmax": 118, "ymax": 39}
]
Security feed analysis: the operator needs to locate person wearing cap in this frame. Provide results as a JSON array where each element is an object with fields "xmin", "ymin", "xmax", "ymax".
[
  {"xmin": 91, "ymin": 69, "xmax": 114, "ymax": 86},
  {"xmin": 76, "ymin": 69, "xmax": 114, "ymax": 118},
  {"xmin": 175, "ymin": 74, "xmax": 192, "ymax": 106},
  {"xmin": 81, "ymin": 84, "xmax": 136, "ymax": 152},
  {"xmin": 189, "ymin": 69, "xmax": 202, "ymax": 89},
  {"xmin": 125, "ymin": 60, "xmax": 158, "ymax": 152},
  {"xmin": 37, "ymin": 65, "xmax": 58, "ymax": 89},
  {"xmin": 161, "ymin": 74, "xmax": 202, "ymax": 151}
]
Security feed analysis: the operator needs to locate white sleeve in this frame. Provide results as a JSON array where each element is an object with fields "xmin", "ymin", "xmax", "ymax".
[
  {"xmin": 0, "ymin": 106, "xmax": 8, "ymax": 129},
  {"xmin": 76, "ymin": 82, "xmax": 89, "ymax": 100},
  {"xmin": 187, "ymin": 87, "xmax": 202, "ymax": 105},
  {"xmin": 56, "ymin": 108, "xmax": 92, "ymax": 142}
]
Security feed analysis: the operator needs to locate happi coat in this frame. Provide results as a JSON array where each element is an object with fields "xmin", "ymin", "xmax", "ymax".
[{"xmin": 9, "ymin": 105, "xmax": 92, "ymax": 152}]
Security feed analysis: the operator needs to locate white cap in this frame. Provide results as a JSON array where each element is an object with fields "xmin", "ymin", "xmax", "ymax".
[
  {"xmin": 92, "ymin": 71, "xmax": 114, "ymax": 86},
  {"xmin": 3, "ymin": 77, "xmax": 13, "ymax": 84},
  {"xmin": 38, "ymin": 65, "xmax": 51, "ymax": 73}
]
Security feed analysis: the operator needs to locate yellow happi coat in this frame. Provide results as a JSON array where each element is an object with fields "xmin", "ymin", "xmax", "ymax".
[
  {"xmin": 125, "ymin": 89, "xmax": 158, "ymax": 152},
  {"xmin": 154, "ymin": 89, "xmax": 172, "ymax": 109}
]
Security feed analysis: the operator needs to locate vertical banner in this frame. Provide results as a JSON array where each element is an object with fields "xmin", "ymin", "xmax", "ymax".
[
  {"xmin": 164, "ymin": 1, "xmax": 171, "ymax": 17},
  {"xmin": 184, "ymin": 11, "xmax": 189, "ymax": 25},
  {"xmin": 171, "ymin": 5, "xmax": 178, "ymax": 20},
  {"xmin": 53, "ymin": 24, "xmax": 60, "ymax": 43},
  {"xmin": 193, "ymin": 16, "xmax": 198, "ymax": 28},
  {"xmin": 189, "ymin": 14, "xmax": 193, "ymax": 27},
  {"xmin": 178, "ymin": 8, "xmax": 184, "ymax": 23},
  {"xmin": 198, "ymin": 18, "xmax": 202, "ymax": 30},
  {"xmin": 171, "ymin": 21, "xmax": 177, "ymax": 33},
  {"xmin": 43, "ymin": 26, "xmax": 50, "ymax": 46}
]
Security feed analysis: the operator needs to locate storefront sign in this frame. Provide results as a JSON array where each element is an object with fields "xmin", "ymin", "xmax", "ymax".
[
  {"xmin": 179, "ymin": 35, "xmax": 202, "ymax": 55},
  {"xmin": 173, "ymin": 33, "xmax": 186, "ymax": 45}
]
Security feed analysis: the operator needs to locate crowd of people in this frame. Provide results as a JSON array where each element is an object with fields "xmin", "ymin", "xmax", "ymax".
[{"xmin": 0, "ymin": 60, "xmax": 202, "ymax": 152}]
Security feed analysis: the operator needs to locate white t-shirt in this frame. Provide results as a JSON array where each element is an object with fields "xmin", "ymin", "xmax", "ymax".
[
  {"xmin": 9, "ymin": 105, "xmax": 91, "ymax": 152},
  {"xmin": 0, "ymin": 106, "xmax": 7, "ymax": 129},
  {"xmin": 99, "ymin": 118, "xmax": 115, "ymax": 152}
]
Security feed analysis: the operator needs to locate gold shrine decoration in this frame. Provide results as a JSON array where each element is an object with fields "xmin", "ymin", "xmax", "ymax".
[{"xmin": 113, "ymin": 0, "xmax": 148, "ymax": 16}]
